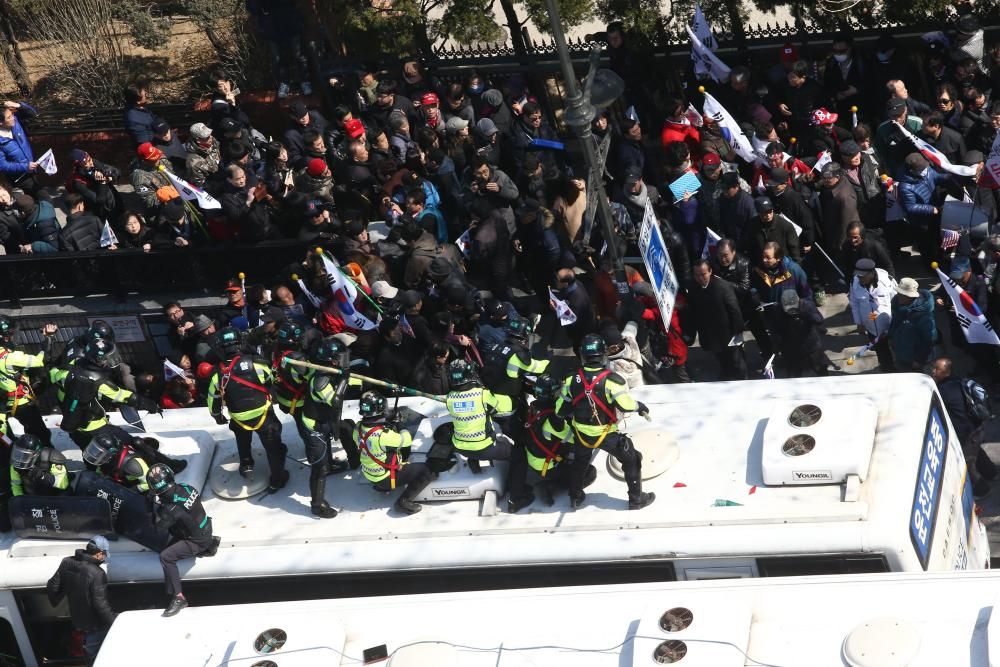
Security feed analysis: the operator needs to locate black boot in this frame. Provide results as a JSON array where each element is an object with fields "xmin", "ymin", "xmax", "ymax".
[
  {"xmin": 166, "ymin": 458, "xmax": 188, "ymax": 474},
  {"xmin": 239, "ymin": 458, "xmax": 254, "ymax": 479},
  {"xmin": 394, "ymin": 497, "xmax": 422, "ymax": 514},
  {"xmin": 582, "ymin": 465, "xmax": 597, "ymax": 489},
  {"xmin": 198, "ymin": 536, "xmax": 221, "ymax": 557},
  {"xmin": 628, "ymin": 492, "xmax": 656, "ymax": 510},
  {"xmin": 309, "ymin": 472, "xmax": 336, "ymax": 517},
  {"xmin": 570, "ymin": 492, "xmax": 586, "ymax": 509},
  {"xmin": 507, "ymin": 493, "xmax": 535, "ymax": 513},
  {"xmin": 536, "ymin": 482, "xmax": 554, "ymax": 506},
  {"xmin": 328, "ymin": 458, "xmax": 349, "ymax": 474},
  {"xmin": 267, "ymin": 469, "xmax": 290, "ymax": 493}
]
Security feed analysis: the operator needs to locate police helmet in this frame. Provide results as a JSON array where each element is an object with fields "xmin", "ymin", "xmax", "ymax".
[
  {"xmin": 146, "ymin": 463, "xmax": 175, "ymax": 496},
  {"xmin": 83, "ymin": 433, "xmax": 119, "ymax": 467},
  {"xmin": 505, "ymin": 316, "xmax": 532, "ymax": 344},
  {"xmin": 83, "ymin": 338, "xmax": 114, "ymax": 369},
  {"xmin": 214, "ymin": 326, "xmax": 242, "ymax": 359},
  {"xmin": 10, "ymin": 434, "xmax": 43, "ymax": 470},
  {"xmin": 311, "ymin": 337, "xmax": 346, "ymax": 368},
  {"xmin": 448, "ymin": 359, "xmax": 480, "ymax": 389},
  {"xmin": 0, "ymin": 314, "xmax": 16, "ymax": 345},
  {"xmin": 88, "ymin": 320, "xmax": 115, "ymax": 344},
  {"xmin": 275, "ymin": 320, "xmax": 305, "ymax": 348},
  {"xmin": 580, "ymin": 334, "xmax": 607, "ymax": 366},
  {"xmin": 532, "ymin": 373, "xmax": 562, "ymax": 401},
  {"xmin": 359, "ymin": 391, "xmax": 387, "ymax": 418}
]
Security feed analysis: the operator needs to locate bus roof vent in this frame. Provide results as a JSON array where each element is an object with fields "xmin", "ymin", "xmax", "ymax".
[
  {"xmin": 842, "ymin": 616, "xmax": 921, "ymax": 666},
  {"xmin": 761, "ymin": 398, "xmax": 879, "ymax": 486},
  {"xmin": 633, "ymin": 599, "xmax": 751, "ymax": 666}
]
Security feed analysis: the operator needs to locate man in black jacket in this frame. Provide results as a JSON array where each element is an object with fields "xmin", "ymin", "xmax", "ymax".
[
  {"xmin": 60, "ymin": 193, "xmax": 103, "ymax": 252},
  {"xmin": 932, "ymin": 357, "xmax": 996, "ymax": 498},
  {"xmin": 711, "ymin": 239, "xmax": 772, "ymax": 360},
  {"xmin": 741, "ymin": 196, "xmax": 801, "ymax": 265},
  {"xmin": 283, "ymin": 100, "xmax": 329, "ymax": 170},
  {"xmin": 47, "ymin": 536, "xmax": 115, "ymax": 662},
  {"xmin": 839, "ymin": 222, "xmax": 894, "ymax": 279},
  {"xmin": 689, "ymin": 259, "xmax": 747, "ymax": 380}
]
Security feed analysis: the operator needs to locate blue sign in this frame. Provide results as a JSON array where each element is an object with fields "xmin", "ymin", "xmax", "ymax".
[
  {"xmin": 910, "ymin": 396, "xmax": 948, "ymax": 570},
  {"xmin": 638, "ymin": 199, "xmax": 678, "ymax": 327}
]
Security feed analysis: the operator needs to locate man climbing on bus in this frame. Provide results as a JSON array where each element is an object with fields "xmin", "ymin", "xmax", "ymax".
[
  {"xmin": 298, "ymin": 338, "xmax": 353, "ymax": 518},
  {"xmin": 52, "ymin": 338, "xmax": 159, "ymax": 452},
  {"xmin": 354, "ymin": 390, "xmax": 433, "ymax": 515},
  {"xmin": 10, "ymin": 434, "xmax": 69, "ymax": 497},
  {"xmin": 207, "ymin": 327, "xmax": 289, "ymax": 493},
  {"xmin": 440, "ymin": 359, "xmax": 514, "ymax": 465},
  {"xmin": 147, "ymin": 463, "xmax": 220, "ymax": 617},
  {"xmin": 557, "ymin": 334, "xmax": 655, "ymax": 511},
  {"xmin": 0, "ymin": 316, "xmax": 59, "ymax": 445}
]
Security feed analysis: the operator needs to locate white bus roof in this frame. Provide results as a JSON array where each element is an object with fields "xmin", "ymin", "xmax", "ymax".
[
  {"xmin": 94, "ymin": 570, "xmax": 1000, "ymax": 666},
  {"xmin": 0, "ymin": 373, "xmax": 984, "ymax": 587}
]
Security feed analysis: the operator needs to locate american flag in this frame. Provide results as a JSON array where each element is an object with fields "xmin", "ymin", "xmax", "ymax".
[{"xmin": 941, "ymin": 228, "xmax": 961, "ymax": 251}]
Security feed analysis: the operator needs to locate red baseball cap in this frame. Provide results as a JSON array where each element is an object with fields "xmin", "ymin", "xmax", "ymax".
[
  {"xmin": 420, "ymin": 92, "xmax": 439, "ymax": 107},
  {"xmin": 702, "ymin": 153, "xmax": 722, "ymax": 169},
  {"xmin": 811, "ymin": 108, "xmax": 839, "ymax": 126},
  {"xmin": 306, "ymin": 158, "xmax": 328, "ymax": 178},
  {"xmin": 779, "ymin": 43, "xmax": 799, "ymax": 63},
  {"xmin": 345, "ymin": 118, "xmax": 365, "ymax": 139},
  {"xmin": 137, "ymin": 142, "xmax": 164, "ymax": 162}
]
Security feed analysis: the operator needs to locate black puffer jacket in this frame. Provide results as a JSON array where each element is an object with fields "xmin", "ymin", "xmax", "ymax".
[
  {"xmin": 60, "ymin": 211, "xmax": 103, "ymax": 251},
  {"xmin": 46, "ymin": 550, "xmax": 115, "ymax": 631}
]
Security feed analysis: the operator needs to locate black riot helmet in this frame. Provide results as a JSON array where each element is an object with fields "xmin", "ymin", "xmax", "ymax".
[
  {"xmin": 83, "ymin": 432, "xmax": 120, "ymax": 467},
  {"xmin": 275, "ymin": 320, "xmax": 305, "ymax": 349},
  {"xmin": 532, "ymin": 373, "xmax": 561, "ymax": 402},
  {"xmin": 146, "ymin": 463, "xmax": 175, "ymax": 496},
  {"xmin": 11, "ymin": 434, "xmax": 43, "ymax": 470},
  {"xmin": 88, "ymin": 320, "xmax": 115, "ymax": 344},
  {"xmin": 505, "ymin": 316, "xmax": 532, "ymax": 345},
  {"xmin": 83, "ymin": 338, "xmax": 114, "ymax": 369},
  {"xmin": 580, "ymin": 334, "xmax": 608, "ymax": 367},
  {"xmin": 311, "ymin": 337, "xmax": 346, "ymax": 368},
  {"xmin": 214, "ymin": 326, "xmax": 242, "ymax": 360},
  {"xmin": 359, "ymin": 391, "xmax": 387, "ymax": 419},
  {"xmin": 0, "ymin": 314, "xmax": 16, "ymax": 346},
  {"xmin": 448, "ymin": 359, "xmax": 480, "ymax": 390}
]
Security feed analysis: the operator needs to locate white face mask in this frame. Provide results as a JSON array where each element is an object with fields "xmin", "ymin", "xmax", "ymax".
[{"xmin": 833, "ymin": 53, "xmax": 849, "ymax": 63}]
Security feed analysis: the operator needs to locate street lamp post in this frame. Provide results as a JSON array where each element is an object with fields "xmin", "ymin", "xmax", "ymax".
[{"xmin": 543, "ymin": 0, "xmax": 628, "ymax": 287}]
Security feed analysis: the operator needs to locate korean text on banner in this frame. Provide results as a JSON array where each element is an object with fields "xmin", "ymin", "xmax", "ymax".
[{"xmin": 638, "ymin": 198, "xmax": 679, "ymax": 327}]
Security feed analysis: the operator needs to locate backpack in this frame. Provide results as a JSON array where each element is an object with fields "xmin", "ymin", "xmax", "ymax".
[
  {"xmin": 961, "ymin": 378, "xmax": 993, "ymax": 425},
  {"xmin": 59, "ymin": 371, "xmax": 101, "ymax": 432}
]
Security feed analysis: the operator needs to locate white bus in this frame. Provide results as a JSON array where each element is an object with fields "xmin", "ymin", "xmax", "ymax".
[
  {"xmin": 93, "ymin": 570, "xmax": 1000, "ymax": 666},
  {"xmin": 0, "ymin": 373, "xmax": 988, "ymax": 666}
]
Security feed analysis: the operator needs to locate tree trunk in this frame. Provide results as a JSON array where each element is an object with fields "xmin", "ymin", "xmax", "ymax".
[
  {"xmin": 412, "ymin": 20, "xmax": 435, "ymax": 60},
  {"xmin": 497, "ymin": 0, "xmax": 527, "ymax": 55},
  {"xmin": 0, "ymin": 0, "xmax": 30, "ymax": 96}
]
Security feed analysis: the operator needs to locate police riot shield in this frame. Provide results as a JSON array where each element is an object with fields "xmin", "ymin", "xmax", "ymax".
[
  {"xmin": 9, "ymin": 495, "xmax": 112, "ymax": 540},
  {"xmin": 73, "ymin": 471, "xmax": 172, "ymax": 551}
]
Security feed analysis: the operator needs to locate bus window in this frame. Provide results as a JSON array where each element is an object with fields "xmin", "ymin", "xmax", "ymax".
[
  {"xmin": 757, "ymin": 554, "xmax": 889, "ymax": 577},
  {"xmin": 0, "ymin": 615, "xmax": 24, "ymax": 667},
  {"xmin": 675, "ymin": 559, "xmax": 757, "ymax": 581}
]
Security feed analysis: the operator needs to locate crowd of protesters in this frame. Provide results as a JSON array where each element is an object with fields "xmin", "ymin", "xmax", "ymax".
[{"xmin": 0, "ymin": 10, "xmax": 997, "ymax": 398}]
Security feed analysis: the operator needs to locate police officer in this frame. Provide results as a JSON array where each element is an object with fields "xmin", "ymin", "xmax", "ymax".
[
  {"xmin": 82, "ymin": 432, "xmax": 185, "ymax": 491},
  {"xmin": 207, "ymin": 327, "xmax": 288, "ymax": 492},
  {"xmin": 298, "ymin": 338, "xmax": 353, "ymax": 518},
  {"xmin": 0, "ymin": 316, "xmax": 58, "ymax": 445},
  {"xmin": 52, "ymin": 339, "xmax": 157, "ymax": 451},
  {"xmin": 354, "ymin": 391, "xmax": 433, "ymax": 514},
  {"xmin": 270, "ymin": 320, "xmax": 311, "ymax": 418},
  {"xmin": 57, "ymin": 320, "xmax": 136, "ymax": 392},
  {"xmin": 508, "ymin": 374, "xmax": 579, "ymax": 513},
  {"xmin": 10, "ymin": 434, "xmax": 69, "ymax": 496},
  {"xmin": 557, "ymin": 334, "xmax": 655, "ymax": 510},
  {"xmin": 442, "ymin": 359, "xmax": 513, "ymax": 462},
  {"xmin": 147, "ymin": 464, "xmax": 220, "ymax": 617},
  {"xmin": 481, "ymin": 316, "xmax": 550, "ymax": 399}
]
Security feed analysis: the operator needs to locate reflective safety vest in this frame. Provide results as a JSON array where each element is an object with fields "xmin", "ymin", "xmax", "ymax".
[
  {"xmin": 446, "ymin": 387, "xmax": 512, "ymax": 452},
  {"xmin": 209, "ymin": 355, "xmax": 273, "ymax": 430},
  {"xmin": 301, "ymin": 373, "xmax": 347, "ymax": 432},
  {"xmin": 55, "ymin": 365, "xmax": 133, "ymax": 433},
  {"xmin": 0, "ymin": 348, "xmax": 44, "ymax": 412},
  {"xmin": 10, "ymin": 450, "xmax": 69, "ymax": 497},
  {"xmin": 271, "ymin": 350, "xmax": 309, "ymax": 415},
  {"xmin": 482, "ymin": 341, "xmax": 549, "ymax": 398},
  {"xmin": 355, "ymin": 421, "xmax": 413, "ymax": 486},
  {"xmin": 559, "ymin": 367, "xmax": 635, "ymax": 449},
  {"xmin": 524, "ymin": 404, "xmax": 569, "ymax": 476}
]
